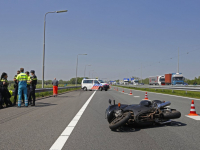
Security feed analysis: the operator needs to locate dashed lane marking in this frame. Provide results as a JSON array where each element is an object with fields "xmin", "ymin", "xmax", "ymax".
[
  {"xmin": 185, "ymin": 115, "xmax": 200, "ymax": 120},
  {"xmin": 49, "ymin": 91, "xmax": 96, "ymax": 150},
  {"xmin": 115, "ymin": 87, "xmax": 200, "ymax": 101},
  {"xmin": 134, "ymin": 96, "xmax": 140, "ymax": 97}
]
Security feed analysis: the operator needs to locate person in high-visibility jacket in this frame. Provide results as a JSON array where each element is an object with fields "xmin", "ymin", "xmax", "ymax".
[
  {"xmin": 1, "ymin": 72, "xmax": 12, "ymax": 107},
  {"xmin": 16, "ymin": 68, "xmax": 28, "ymax": 107}
]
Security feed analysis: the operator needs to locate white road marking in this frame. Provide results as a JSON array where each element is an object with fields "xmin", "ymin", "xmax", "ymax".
[
  {"xmin": 49, "ymin": 91, "xmax": 96, "ymax": 150},
  {"xmin": 185, "ymin": 115, "xmax": 200, "ymax": 120},
  {"xmin": 134, "ymin": 96, "xmax": 140, "ymax": 97},
  {"xmin": 121, "ymin": 88, "xmax": 200, "ymax": 101},
  {"xmin": 124, "ymin": 93, "xmax": 129, "ymax": 94}
]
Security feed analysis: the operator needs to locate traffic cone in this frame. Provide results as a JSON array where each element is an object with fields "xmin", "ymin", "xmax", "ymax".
[
  {"xmin": 144, "ymin": 92, "xmax": 149, "ymax": 100},
  {"xmin": 114, "ymin": 87, "xmax": 115, "ymax": 90},
  {"xmin": 188, "ymin": 100, "xmax": 198, "ymax": 116},
  {"xmin": 129, "ymin": 90, "xmax": 133, "ymax": 95},
  {"xmin": 117, "ymin": 88, "xmax": 118, "ymax": 91},
  {"xmin": 122, "ymin": 89, "xmax": 124, "ymax": 93}
]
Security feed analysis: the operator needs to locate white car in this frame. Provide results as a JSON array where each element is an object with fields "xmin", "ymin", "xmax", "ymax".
[{"xmin": 81, "ymin": 79, "xmax": 109, "ymax": 91}]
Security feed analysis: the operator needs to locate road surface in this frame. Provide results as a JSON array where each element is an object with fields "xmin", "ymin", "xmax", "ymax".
[{"xmin": 0, "ymin": 88, "xmax": 200, "ymax": 150}]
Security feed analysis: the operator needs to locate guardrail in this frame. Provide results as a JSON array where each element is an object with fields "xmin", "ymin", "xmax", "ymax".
[
  {"xmin": 12, "ymin": 86, "xmax": 81, "ymax": 95},
  {"xmin": 115, "ymin": 84, "xmax": 200, "ymax": 92}
]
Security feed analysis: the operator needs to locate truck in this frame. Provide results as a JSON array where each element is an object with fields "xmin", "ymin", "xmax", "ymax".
[
  {"xmin": 149, "ymin": 76, "xmax": 165, "ymax": 85},
  {"xmin": 165, "ymin": 73, "xmax": 185, "ymax": 85},
  {"xmin": 123, "ymin": 78, "xmax": 129, "ymax": 85},
  {"xmin": 131, "ymin": 79, "xmax": 139, "ymax": 85}
]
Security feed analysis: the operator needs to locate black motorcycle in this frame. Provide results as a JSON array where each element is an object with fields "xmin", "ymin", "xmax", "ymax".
[{"xmin": 106, "ymin": 99, "xmax": 181, "ymax": 130}]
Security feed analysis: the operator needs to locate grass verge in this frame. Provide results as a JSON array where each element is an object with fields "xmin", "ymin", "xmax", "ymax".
[
  {"xmin": 114, "ymin": 86, "xmax": 200, "ymax": 99},
  {"xmin": 10, "ymin": 87, "xmax": 81, "ymax": 103}
]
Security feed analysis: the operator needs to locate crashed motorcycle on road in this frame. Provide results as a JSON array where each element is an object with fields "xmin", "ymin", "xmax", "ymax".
[{"xmin": 106, "ymin": 100, "xmax": 181, "ymax": 130}]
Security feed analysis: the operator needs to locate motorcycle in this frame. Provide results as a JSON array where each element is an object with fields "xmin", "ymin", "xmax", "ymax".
[{"xmin": 105, "ymin": 99, "xmax": 181, "ymax": 130}]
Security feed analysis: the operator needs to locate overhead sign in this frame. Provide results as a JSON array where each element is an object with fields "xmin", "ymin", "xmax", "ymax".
[{"xmin": 131, "ymin": 78, "xmax": 134, "ymax": 81}]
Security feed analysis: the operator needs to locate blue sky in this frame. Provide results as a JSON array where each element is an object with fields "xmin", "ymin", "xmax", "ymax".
[{"xmin": 0, "ymin": 0, "xmax": 200, "ymax": 81}]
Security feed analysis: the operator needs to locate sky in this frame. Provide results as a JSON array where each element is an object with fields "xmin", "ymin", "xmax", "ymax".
[{"xmin": 0, "ymin": 0, "xmax": 200, "ymax": 81}]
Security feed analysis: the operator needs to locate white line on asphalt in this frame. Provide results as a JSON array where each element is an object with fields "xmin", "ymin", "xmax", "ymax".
[
  {"xmin": 134, "ymin": 96, "xmax": 140, "ymax": 97},
  {"xmin": 124, "ymin": 93, "xmax": 129, "ymax": 94},
  {"xmin": 185, "ymin": 115, "xmax": 200, "ymax": 120},
  {"xmin": 49, "ymin": 91, "xmax": 96, "ymax": 150}
]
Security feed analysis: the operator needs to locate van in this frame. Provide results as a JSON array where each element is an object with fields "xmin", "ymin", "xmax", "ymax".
[{"xmin": 81, "ymin": 79, "xmax": 109, "ymax": 91}]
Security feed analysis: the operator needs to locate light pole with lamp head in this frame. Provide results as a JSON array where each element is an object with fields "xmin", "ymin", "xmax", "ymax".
[
  {"xmin": 76, "ymin": 54, "xmax": 87, "ymax": 86},
  {"xmin": 42, "ymin": 10, "xmax": 68, "ymax": 88}
]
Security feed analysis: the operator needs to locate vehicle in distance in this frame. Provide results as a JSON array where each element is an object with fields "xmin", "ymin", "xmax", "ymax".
[
  {"xmin": 81, "ymin": 79, "xmax": 109, "ymax": 91},
  {"xmin": 165, "ymin": 73, "xmax": 185, "ymax": 85},
  {"xmin": 131, "ymin": 79, "xmax": 139, "ymax": 85},
  {"xmin": 149, "ymin": 76, "xmax": 165, "ymax": 85},
  {"xmin": 106, "ymin": 100, "xmax": 181, "ymax": 131}
]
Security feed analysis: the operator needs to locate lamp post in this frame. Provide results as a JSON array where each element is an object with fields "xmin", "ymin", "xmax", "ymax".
[
  {"xmin": 84, "ymin": 65, "xmax": 91, "ymax": 78},
  {"xmin": 42, "ymin": 10, "xmax": 68, "ymax": 88},
  {"xmin": 76, "ymin": 54, "xmax": 87, "ymax": 86}
]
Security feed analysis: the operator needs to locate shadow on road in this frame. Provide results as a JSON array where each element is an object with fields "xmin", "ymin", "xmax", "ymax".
[
  {"xmin": 113, "ymin": 121, "xmax": 187, "ymax": 133},
  {"xmin": 35, "ymin": 102, "xmax": 57, "ymax": 107}
]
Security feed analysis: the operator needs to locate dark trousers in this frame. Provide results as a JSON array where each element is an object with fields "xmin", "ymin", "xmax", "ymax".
[
  {"xmin": 28, "ymin": 87, "xmax": 35, "ymax": 105},
  {"xmin": 14, "ymin": 87, "xmax": 24, "ymax": 105},
  {"xmin": 27, "ymin": 86, "xmax": 31, "ymax": 104},
  {"xmin": 0, "ymin": 89, "xmax": 3, "ymax": 107},
  {"xmin": 2, "ymin": 88, "xmax": 12, "ymax": 106}
]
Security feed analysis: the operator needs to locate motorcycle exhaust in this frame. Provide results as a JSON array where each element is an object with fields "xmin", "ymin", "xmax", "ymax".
[{"xmin": 157, "ymin": 101, "xmax": 171, "ymax": 109}]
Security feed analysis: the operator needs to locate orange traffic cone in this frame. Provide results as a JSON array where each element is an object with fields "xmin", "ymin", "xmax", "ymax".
[
  {"xmin": 129, "ymin": 90, "xmax": 133, "ymax": 95},
  {"xmin": 144, "ymin": 92, "xmax": 149, "ymax": 100},
  {"xmin": 188, "ymin": 100, "xmax": 198, "ymax": 116},
  {"xmin": 122, "ymin": 89, "xmax": 124, "ymax": 93}
]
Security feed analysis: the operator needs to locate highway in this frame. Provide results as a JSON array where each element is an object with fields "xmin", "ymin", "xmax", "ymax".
[{"xmin": 0, "ymin": 88, "xmax": 200, "ymax": 150}]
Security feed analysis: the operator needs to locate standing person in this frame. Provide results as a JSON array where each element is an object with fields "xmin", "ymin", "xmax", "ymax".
[
  {"xmin": 1, "ymin": 72, "xmax": 12, "ymax": 107},
  {"xmin": 52, "ymin": 78, "xmax": 58, "ymax": 97},
  {"xmin": 29, "ymin": 70, "xmax": 37, "ymax": 106},
  {"xmin": 0, "ymin": 78, "xmax": 3, "ymax": 109},
  {"xmin": 26, "ymin": 71, "xmax": 31, "ymax": 105},
  {"xmin": 13, "ymin": 70, "xmax": 21, "ymax": 105},
  {"xmin": 16, "ymin": 68, "xmax": 28, "ymax": 107}
]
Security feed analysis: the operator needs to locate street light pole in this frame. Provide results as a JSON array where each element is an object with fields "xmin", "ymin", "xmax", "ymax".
[
  {"xmin": 84, "ymin": 65, "xmax": 91, "ymax": 78},
  {"xmin": 42, "ymin": 10, "xmax": 68, "ymax": 88},
  {"xmin": 76, "ymin": 54, "xmax": 87, "ymax": 86}
]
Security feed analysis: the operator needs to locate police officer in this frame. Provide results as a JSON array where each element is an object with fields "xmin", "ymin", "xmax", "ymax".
[
  {"xmin": 25, "ymin": 71, "xmax": 31, "ymax": 105},
  {"xmin": 29, "ymin": 70, "xmax": 37, "ymax": 106},
  {"xmin": 1, "ymin": 72, "xmax": 12, "ymax": 107},
  {"xmin": 16, "ymin": 68, "xmax": 28, "ymax": 107},
  {"xmin": 0, "ymin": 78, "xmax": 3, "ymax": 109},
  {"xmin": 13, "ymin": 70, "xmax": 20, "ymax": 106}
]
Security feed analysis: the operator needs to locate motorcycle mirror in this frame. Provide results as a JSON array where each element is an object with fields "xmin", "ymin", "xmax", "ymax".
[
  {"xmin": 118, "ymin": 103, "xmax": 121, "ymax": 108},
  {"xmin": 109, "ymin": 99, "xmax": 112, "ymax": 105}
]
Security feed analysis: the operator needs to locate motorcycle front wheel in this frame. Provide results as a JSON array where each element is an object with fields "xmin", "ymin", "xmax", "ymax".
[{"xmin": 109, "ymin": 112, "xmax": 131, "ymax": 130}]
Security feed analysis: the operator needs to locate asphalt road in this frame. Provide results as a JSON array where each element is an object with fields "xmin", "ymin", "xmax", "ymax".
[{"xmin": 0, "ymin": 87, "xmax": 200, "ymax": 150}]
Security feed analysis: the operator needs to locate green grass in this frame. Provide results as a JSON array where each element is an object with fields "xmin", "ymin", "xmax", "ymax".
[
  {"xmin": 9, "ymin": 87, "xmax": 81, "ymax": 103},
  {"xmin": 115, "ymin": 85, "xmax": 200, "ymax": 99},
  {"xmin": 8, "ymin": 84, "xmax": 80, "ymax": 90}
]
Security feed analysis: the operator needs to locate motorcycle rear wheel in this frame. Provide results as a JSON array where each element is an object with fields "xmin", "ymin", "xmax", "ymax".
[{"xmin": 109, "ymin": 112, "xmax": 131, "ymax": 130}]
